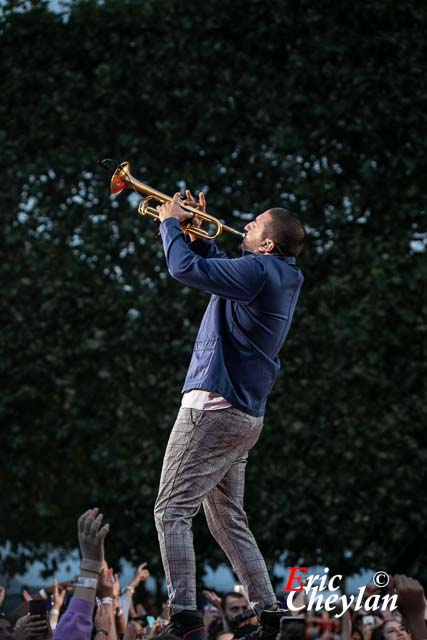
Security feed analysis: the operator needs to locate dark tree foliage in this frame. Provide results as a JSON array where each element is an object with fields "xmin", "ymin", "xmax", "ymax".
[{"xmin": 1, "ymin": 0, "xmax": 426, "ymax": 588}]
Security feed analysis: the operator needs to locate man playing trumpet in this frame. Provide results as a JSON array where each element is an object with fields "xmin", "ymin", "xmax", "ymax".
[{"xmin": 154, "ymin": 190, "xmax": 305, "ymax": 640}]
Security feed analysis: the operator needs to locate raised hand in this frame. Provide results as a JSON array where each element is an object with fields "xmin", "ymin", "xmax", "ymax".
[
  {"xmin": 392, "ymin": 574, "xmax": 426, "ymax": 617},
  {"xmin": 391, "ymin": 574, "xmax": 427, "ymax": 640},
  {"xmin": 130, "ymin": 562, "xmax": 150, "ymax": 591},
  {"xmin": 112, "ymin": 573, "xmax": 121, "ymax": 600},
  {"xmin": 77, "ymin": 507, "xmax": 109, "ymax": 574},
  {"xmin": 134, "ymin": 562, "xmax": 150, "ymax": 582},
  {"xmin": 53, "ymin": 579, "xmax": 67, "ymax": 610},
  {"xmin": 15, "ymin": 614, "xmax": 52, "ymax": 640},
  {"xmin": 202, "ymin": 589, "xmax": 222, "ymax": 611},
  {"xmin": 94, "ymin": 603, "xmax": 113, "ymax": 638},
  {"xmin": 124, "ymin": 621, "xmax": 140, "ymax": 640},
  {"xmin": 98, "ymin": 568, "xmax": 115, "ymax": 599}
]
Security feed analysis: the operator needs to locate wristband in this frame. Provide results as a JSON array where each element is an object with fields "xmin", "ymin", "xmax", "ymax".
[
  {"xmin": 95, "ymin": 631, "xmax": 108, "ymax": 637},
  {"xmin": 121, "ymin": 585, "xmax": 135, "ymax": 596},
  {"xmin": 101, "ymin": 597, "xmax": 113, "ymax": 604},
  {"xmin": 76, "ymin": 577, "xmax": 98, "ymax": 590},
  {"xmin": 50, "ymin": 608, "xmax": 59, "ymax": 615},
  {"xmin": 39, "ymin": 589, "xmax": 48, "ymax": 599}
]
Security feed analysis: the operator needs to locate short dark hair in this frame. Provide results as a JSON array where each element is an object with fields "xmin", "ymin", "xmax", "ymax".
[
  {"xmin": 222, "ymin": 591, "xmax": 246, "ymax": 608},
  {"xmin": 266, "ymin": 208, "xmax": 306, "ymax": 257}
]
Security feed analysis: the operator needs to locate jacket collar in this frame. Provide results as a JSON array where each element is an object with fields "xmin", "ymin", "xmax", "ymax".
[{"xmin": 242, "ymin": 249, "xmax": 296, "ymax": 264}]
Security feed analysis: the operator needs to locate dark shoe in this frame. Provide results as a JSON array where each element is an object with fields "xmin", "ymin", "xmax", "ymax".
[{"xmin": 166, "ymin": 610, "xmax": 206, "ymax": 640}]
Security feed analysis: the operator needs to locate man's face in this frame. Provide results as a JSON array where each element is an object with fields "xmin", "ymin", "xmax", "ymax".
[
  {"xmin": 242, "ymin": 211, "xmax": 273, "ymax": 253},
  {"xmin": 224, "ymin": 595, "xmax": 250, "ymax": 624}
]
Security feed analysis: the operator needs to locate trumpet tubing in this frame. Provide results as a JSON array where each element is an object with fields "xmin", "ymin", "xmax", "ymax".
[{"xmin": 110, "ymin": 161, "xmax": 244, "ymax": 241}]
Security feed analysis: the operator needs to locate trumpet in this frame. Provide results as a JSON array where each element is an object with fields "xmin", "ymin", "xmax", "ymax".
[{"xmin": 110, "ymin": 161, "xmax": 244, "ymax": 240}]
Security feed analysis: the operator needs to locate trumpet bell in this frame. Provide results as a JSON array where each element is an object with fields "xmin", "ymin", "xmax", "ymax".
[
  {"xmin": 110, "ymin": 162, "xmax": 131, "ymax": 195},
  {"xmin": 110, "ymin": 172, "xmax": 127, "ymax": 195}
]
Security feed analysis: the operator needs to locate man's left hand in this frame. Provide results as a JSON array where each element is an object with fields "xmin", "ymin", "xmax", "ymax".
[{"xmin": 157, "ymin": 193, "xmax": 193, "ymax": 224}]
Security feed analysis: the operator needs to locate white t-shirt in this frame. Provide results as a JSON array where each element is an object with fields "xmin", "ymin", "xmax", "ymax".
[{"xmin": 181, "ymin": 389, "xmax": 233, "ymax": 411}]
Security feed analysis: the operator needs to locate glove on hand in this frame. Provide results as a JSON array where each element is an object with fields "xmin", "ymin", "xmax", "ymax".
[{"xmin": 78, "ymin": 508, "xmax": 109, "ymax": 574}]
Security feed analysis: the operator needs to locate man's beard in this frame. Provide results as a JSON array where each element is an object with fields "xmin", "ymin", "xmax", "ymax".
[{"xmin": 241, "ymin": 237, "xmax": 251, "ymax": 252}]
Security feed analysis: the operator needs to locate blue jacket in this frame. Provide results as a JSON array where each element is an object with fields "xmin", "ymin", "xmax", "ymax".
[{"xmin": 160, "ymin": 218, "xmax": 304, "ymax": 417}]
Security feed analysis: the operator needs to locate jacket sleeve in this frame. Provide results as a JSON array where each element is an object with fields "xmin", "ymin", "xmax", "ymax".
[
  {"xmin": 53, "ymin": 598, "xmax": 94, "ymax": 640},
  {"xmin": 187, "ymin": 236, "xmax": 228, "ymax": 259},
  {"xmin": 160, "ymin": 219, "xmax": 265, "ymax": 303}
]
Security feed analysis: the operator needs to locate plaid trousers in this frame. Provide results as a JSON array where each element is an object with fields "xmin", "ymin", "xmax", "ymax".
[{"xmin": 154, "ymin": 406, "xmax": 276, "ymax": 614}]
